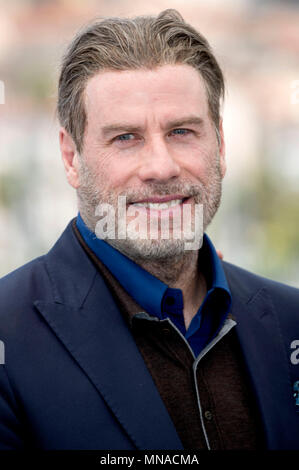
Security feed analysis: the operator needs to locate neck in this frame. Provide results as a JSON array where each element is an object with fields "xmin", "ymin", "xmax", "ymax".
[{"xmin": 136, "ymin": 251, "xmax": 207, "ymax": 329}]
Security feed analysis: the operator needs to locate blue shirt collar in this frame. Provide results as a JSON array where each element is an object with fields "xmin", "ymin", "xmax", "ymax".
[
  {"xmin": 200, "ymin": 231, "xmax": 231, "ymax": 295},
  {"xmin": 76, "ymin": 212, "xmax": 231, "ymax": 317}
]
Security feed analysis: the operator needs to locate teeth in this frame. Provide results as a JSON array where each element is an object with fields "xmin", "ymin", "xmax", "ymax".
[{"xmin": 133, "ymin": 199, "xmax": 183, "ymax": 209}]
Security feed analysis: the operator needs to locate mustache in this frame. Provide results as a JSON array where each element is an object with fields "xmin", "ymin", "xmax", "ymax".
[{"xmin": 117, "ymin": 182, "xmax": 204, "ymax": 204}]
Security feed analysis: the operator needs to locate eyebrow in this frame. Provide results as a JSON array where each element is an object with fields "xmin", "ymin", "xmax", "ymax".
[
  {"xmin": 101, "ymin": 124, "xmax": 144, "ymax": 139},
  {"xmin": 164, "ymin": 117, "xmax": 204, "ymax": 130},
  {"xmin": 100, "ymin": 116, "xmax": 204, "ymax": 139}
]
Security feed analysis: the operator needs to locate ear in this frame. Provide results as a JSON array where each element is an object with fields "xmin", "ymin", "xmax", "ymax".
[
  {"xmin": 218, "ymin": 119, "xmax": 226, "ymax": 179},
  {"xmin": 59, "ymin": 128, "xmax": 80, "ymax": 189}
]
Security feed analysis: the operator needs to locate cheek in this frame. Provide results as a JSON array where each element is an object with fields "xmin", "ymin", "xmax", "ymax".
[
  {"xmin": 94, "ymin": 153, "xmax": 137, "ymax": 191},
  {"xmin": 179, "ymin": 144, "xmax": 216, "ymax": 181},
  {"xmin": 83, "ymin": 141, "xmax": 128, "ymax": 187}
]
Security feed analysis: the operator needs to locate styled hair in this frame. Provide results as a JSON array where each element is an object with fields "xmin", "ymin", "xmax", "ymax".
[{"xmin": 57, "ymin": 9, "xmax": 224, "ymax": 153}]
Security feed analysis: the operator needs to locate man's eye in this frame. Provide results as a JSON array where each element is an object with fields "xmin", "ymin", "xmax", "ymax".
[
  {"xmin": 171, "ymin": 128, "xmax": 191, "ymax": 136},
  {"xmin": 115, "ymin": 133, "xmax": 135, "ymax": 142}
]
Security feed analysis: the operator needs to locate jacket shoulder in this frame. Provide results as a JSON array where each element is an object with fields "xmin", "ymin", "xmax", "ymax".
[
  {"xmin": 0, "ymin": 219, "xmax": 79, "ymax": 316},
  {"xmin": 223, "ymin": 260, "xmax": 299, "ymax": 291},
  {"xmin": 222, "ymin": 260, "xmax": 299, "ymax": 315},
  {"xmin": 0, "ymin": 256, "xmax": 50, "ymax": 318}
]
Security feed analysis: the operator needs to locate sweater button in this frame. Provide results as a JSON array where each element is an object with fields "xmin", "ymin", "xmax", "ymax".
[{"xmin": 204, "ymin": 410, "xmax": 213, "ymax": 421}]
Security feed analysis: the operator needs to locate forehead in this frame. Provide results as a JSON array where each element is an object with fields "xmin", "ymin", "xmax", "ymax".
[{"xmin": 84, "ymin": 64, "xmax": 210, "ymax": 125}]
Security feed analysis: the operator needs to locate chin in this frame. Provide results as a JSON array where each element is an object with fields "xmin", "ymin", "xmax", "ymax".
[{"xmin": 106, "ymin": 237, "xmax": 188, "ymax": 261}]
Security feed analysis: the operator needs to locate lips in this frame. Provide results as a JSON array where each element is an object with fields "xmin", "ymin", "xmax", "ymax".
[{"xmin": 130, "ymin": 196, "xmax": 190, "ymax": 210}]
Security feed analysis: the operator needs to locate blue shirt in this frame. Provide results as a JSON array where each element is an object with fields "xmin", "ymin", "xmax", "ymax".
[{"xmin": 76, "ymin": 213, "xmax": 232, "ymax": 357}]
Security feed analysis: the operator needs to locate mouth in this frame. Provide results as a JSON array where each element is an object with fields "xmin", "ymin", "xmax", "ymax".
[{"xmin": 130, "ymin": 196, "xmax": 190, "ymax": 210}]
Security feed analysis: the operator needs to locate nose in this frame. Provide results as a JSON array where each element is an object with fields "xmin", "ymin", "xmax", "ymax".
[{"xmin": 137, "ymin": 136, "xmax": 181, "ymax": 182}]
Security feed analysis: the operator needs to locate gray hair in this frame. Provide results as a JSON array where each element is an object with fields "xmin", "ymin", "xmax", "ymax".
[{"xmin": 57, "ymin": 8, "xmax": 225, "ymax": 153}]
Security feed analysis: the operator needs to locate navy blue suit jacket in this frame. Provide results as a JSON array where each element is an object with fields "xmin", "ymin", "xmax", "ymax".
[{"xmin": 0, "ymin": 219, "xmax": 298, "ymax": 449}]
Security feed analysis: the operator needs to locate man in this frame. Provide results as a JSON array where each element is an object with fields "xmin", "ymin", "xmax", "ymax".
[{"xmin": 0, "ymin": 9, "xmax": 298, "ymax": 450}]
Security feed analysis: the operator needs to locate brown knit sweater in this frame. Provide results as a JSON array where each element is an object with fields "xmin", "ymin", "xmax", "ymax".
[{"xmin": 72, "ymin": 220, "xmax": 265, "ymax": 449}]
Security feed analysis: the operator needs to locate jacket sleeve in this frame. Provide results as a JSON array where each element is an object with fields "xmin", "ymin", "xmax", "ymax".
[{"xmin": 0, "ymin": 365, "xmax": 25, "ymax": 449}]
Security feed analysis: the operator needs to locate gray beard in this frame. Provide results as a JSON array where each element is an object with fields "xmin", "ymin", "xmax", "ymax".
[{"xmin": 76, "ymin": 155, "xmax": 223, "ymax": 263}]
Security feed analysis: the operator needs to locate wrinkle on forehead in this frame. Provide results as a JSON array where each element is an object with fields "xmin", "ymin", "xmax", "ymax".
[{"xmin": 84, "ymin": 64, "xmax": 210, "ymax": 126}]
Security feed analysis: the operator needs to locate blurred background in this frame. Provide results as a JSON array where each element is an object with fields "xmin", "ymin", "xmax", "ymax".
[{"xmin": 0, "ymin": 0, "xmax": 298, "ymax": 286}]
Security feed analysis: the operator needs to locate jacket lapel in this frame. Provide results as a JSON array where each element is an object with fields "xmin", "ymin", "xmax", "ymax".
[
  {"xmin": 223, "ymin": 262, "xmax": 298, "ymax": 449},
  {"xmin": 34, "ymin": 220, "xmax": 183, "ymax": 450}
]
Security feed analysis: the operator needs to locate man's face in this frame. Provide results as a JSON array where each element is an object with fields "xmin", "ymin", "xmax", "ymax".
[{"xmin": 61, "ymin": 64, "xmax": 226, "ymax": 261}]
